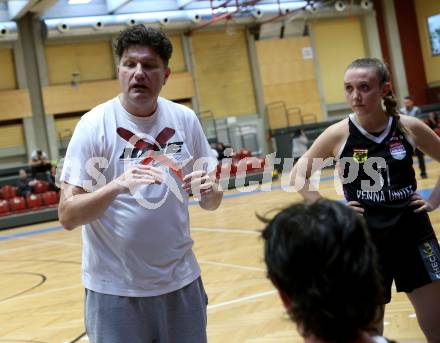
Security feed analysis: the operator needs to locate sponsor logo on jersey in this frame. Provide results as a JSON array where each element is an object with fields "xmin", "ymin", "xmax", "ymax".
[
  {"xmin": 353, "ymin": 148, "xmax": 368, "ymax": 164},
  {"xmin": 116, "ymin": 127, "xmax": 186, "ymax": 180},
  {"xmin": 418, "ymin": 239, "xmax": 440, "ymax": 281},
  {"xmin": 389, "ymin": 141, "xmax": 406, "ymax": 160},
  {"xmin": 119, "ymin": 142, "xmax": 183, "ymax": 160}
]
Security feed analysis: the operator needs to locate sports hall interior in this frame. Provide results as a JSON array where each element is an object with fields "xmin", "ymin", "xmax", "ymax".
[{"xmin": 0, "ymin": 0, "xmax": 439, "ymax": 342}]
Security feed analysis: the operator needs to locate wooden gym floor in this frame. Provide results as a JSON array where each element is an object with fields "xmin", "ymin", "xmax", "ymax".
[{"xmin": 1, "ymin": 161, "xmax": 439, "ymax": 343}]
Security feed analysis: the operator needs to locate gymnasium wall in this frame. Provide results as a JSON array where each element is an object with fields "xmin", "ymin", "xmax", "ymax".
[
  {"xmin": 45, "ymin": 40, "xmax": 115, "ymax": 85},
  {"xmin": 0, "ymin": 123, "xmax": 25, "ymax": 149},
  {"xmin": 312, "ymin": 17, "xmax": 366, "ymax": 105},
  {"xmin": 168, "ymin": 35, "xmax": 186, "ymax": 73},
  {"xmin": 0, "ymin": 10, "xmax": 387, "ymax": 163},
  {"xmin": 256, "ymin": 36, "xmax": 322, "ymax": 129},
  {"xmin": 0, "ymin": 48, "xmax": 28, "ymax": 152},
  {"xmin": 0, "ymin": 48, "xmax": 17, "ymax": 90},
  {"xmin": 191, "ymin": 29, "xmax": 257, "ymax": 117},
  {"xmin": 414, "ymin": 0, "xmax": 440, "ymax": 86}
]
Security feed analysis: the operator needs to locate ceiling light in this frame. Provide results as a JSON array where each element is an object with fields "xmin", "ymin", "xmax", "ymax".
[
  {"xmin": 360, "ymin": 0, "xmax": 373, "ymax": 10},
  {"xmin": 335, "ymin": 1, "xmax": 346, "ymax": 12}
]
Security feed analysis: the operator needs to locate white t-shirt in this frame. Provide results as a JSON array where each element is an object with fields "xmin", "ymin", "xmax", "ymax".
[
  {"xmin": 61, "ymin": 96, "xmax": 217, "ymax": 297},
  {"xmin": 30, "ymin": 150, "xmax": 48, "ymax": 161},
  {"xmin": 400, "ymin": 106, "xmax": 421, "ymax": 117},
  {"xmin": 291, "ymin": 133, "xmax": 308, "ymax": 159}
]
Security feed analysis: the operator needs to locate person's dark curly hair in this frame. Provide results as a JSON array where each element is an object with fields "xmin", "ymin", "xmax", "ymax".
[
  {"xmin": 261, "ymin": 200, "xmax": 384, "ymax": 343},
  {"xmin": 115, "ymin": 25, "xmax": 173, "ymax": 67}
]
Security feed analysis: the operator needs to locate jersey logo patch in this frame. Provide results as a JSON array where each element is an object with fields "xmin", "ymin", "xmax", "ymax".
[
  {"xmin": 353, "ymin": 148, "xmax": 368, "ymax": 164},
  {"xmin": 389, "ymin": 141, "xmax": 406, "ymax": 160}
]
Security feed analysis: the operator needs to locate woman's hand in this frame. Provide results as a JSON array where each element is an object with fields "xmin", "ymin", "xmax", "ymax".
[
  {"xmin": 346, "ymin": 201, "xmax": 365, "ymax": 215},
  {"xmin": 410, "ymin": 193, "xmax": 435, "ymax": 213}
]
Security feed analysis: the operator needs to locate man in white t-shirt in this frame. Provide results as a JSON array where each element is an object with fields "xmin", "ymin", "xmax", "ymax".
[
  {"xmin": 399, "ymin": 96, "xmax": 427, "ymax": 178},
  {"xmin": 399, "ymin": 96, "xmax": 421, "ymax": 117},
  {"xmin": 59, "ymin": 25, "xmax": 223, "ymax": 343},
  {"xmin": 29, "ymin": 148, "xmax": 51, "ymax": 179}
]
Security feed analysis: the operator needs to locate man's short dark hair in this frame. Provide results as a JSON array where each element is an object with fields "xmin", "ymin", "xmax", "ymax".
[
  {"xmin": 261, "ymin": 200, "xmax": 384, "ymax": 343},
  {"xmin": 115, "ymin": 25, "xmax": 173, "ymax": 67}
]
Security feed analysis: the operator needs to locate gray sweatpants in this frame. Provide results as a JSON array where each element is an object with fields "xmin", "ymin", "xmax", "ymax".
[{"xmin": 85, "ymin": 277, "xmax": 208, "ymax": 343}]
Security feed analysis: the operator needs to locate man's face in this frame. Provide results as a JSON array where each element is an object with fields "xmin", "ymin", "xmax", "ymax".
[
  {"xmin": 118, "ymin": 45, "xmax": 170, "ymax": 105},
  {"xmin": 404, "ymin": 98, "xmax": 414, "ymax": 109}
]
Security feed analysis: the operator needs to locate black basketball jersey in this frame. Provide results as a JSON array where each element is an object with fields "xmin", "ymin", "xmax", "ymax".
[{"xmin": 338, "ymin": 114, "xmax": 417, "ymax": 230}]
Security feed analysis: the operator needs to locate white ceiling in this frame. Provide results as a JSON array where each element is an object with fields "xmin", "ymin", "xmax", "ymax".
[{"xmin": 0, "ymin": 0, "xmax": 311, "ymax": 21}]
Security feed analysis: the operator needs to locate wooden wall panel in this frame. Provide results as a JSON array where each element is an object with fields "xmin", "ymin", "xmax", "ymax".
[
  {"xmin": 192, "ymin": 29, "xmax": 256, "ymax": 117},
  {"xmin": 313, "ymin": 18, "xmax": 366, "ymax": 104},
  {"xmin": 54, "ymin": 116, "xmax": 81, "ymax": 139},
  {"xmin": 43, "ymin": 80, "xmax": 119, "ymax": 115},
  {"xmin": 168, "ymin": 35, "xmax": 186, "ymax": 73},
  {"xmin": 43, "ymin": 72, "xmax": 195, "ymax": 115},
  {"xmin": 45, "ymin": 41, "xmax": 115, "ymax": 85},
  {"xmin": 256, "ymin": 37, "xmax": 322, "ymax": 129},
  {"xmin": 0, "ymin": 48, "xmax": 17, "ymax": 90},
  {"xmin": 0, "ymin": 89, "xmax": 32, "ymax": 120},
  {"xmin": 0, "ymin": 123, "xmax": 24, "ymax": 148},
  {"xmin": 162, "ymin": 72, "xmax": 195, "ymax": 100}
]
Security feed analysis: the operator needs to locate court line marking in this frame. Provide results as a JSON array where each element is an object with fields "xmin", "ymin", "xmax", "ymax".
[
  {"xmin": 0, "ymin": 240, "xmax": 63, "ymax": 255},
  {"xmin": 0, "ymin": 283, "xmax": 82, "ymax": 304},
  {"xmin": 207, "ymin": 289, "xmax": 277, "ymax": 310},
  {"xmin": 24, "ymin": 237, "xmax": 82, "ymax": 247},
  {"xmin": 0, "ymin": 226, "xmax": 64, "ymax": 241},
  {"xmin": 198, "ymin": 260, "xmax": 265, "ymax": 272}
]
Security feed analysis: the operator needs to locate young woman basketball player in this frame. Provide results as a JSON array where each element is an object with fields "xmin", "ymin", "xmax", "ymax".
[{"xmin": 291, "ymin": 58, "xmax": 440, "ymax": 342}]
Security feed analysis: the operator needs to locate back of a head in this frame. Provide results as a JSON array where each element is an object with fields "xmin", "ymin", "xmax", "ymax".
[
  {"xmin": 115, "ymin": 25, "xmax": 173, "ymax": 67},
  {"xmin": 261, "ymin": 200, "xmax": 383, "ymax": 343}
]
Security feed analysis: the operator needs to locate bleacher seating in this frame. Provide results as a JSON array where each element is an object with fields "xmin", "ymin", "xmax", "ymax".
[
  {"xmin": 0, "ymin": 185, "xmax": 17, "ymax": 200},
  {"xmin": 26, "ymin": 194, "xmax": 43, "ymax": 209},
  {"xmin": 33, "ymin": 181, "xmax": 49, "ymax": 194},
  {"xmin": 0, "ymin": 178, "xmax": 60, "ymax": 230},
  {"xmin": 42, "ymin": 191, "xmax": 58, "ymax": 206},
  {"xmin": 8, "ymin": 196, "xmax": 27, "ymax": 212},
  {"xmin": 0, "ymin": 199, "xmax": 10, "ymax": 216}
]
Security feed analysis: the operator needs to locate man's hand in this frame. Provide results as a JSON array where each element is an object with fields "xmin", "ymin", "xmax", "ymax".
[
  {"xmin": 112, "ymin": 165, "xmax": 163, "ymax": 193},
  {"xmin": 182, "ymin": 170, "xmax": 215, "ymax": 199}
]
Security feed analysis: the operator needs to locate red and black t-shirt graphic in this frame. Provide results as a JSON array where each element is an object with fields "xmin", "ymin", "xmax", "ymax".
[{"xmin": 117, "ymin": 127, "xmax": 185, "ymax": 181}]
